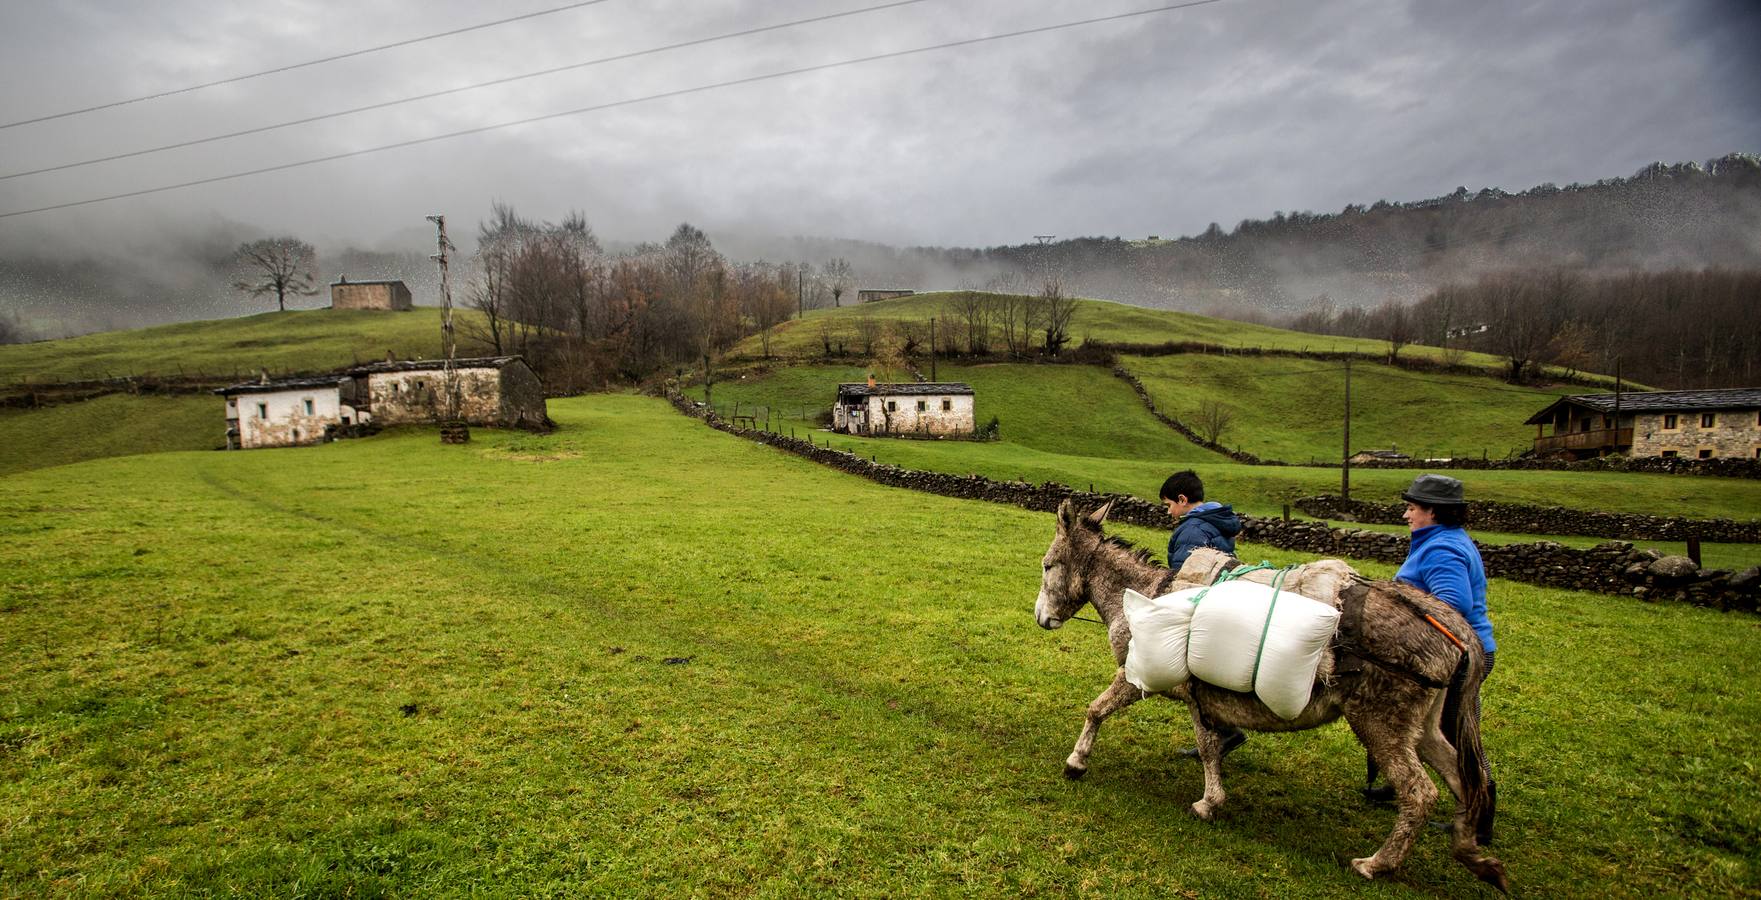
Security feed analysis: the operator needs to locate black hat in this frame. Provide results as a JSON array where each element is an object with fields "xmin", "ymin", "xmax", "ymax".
[{"xmin": 1401, "ymin": 473, "xmax": 1466, "ymax": 507}]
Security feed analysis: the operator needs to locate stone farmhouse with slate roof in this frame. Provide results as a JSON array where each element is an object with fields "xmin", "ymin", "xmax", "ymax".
[
  {"xmin": 1525, "ymin": 388, "xmax": 1761, "ymax": 460},
  {"xmin": 834, "ymin": 377, "xmax": 975, "ymax": 436},
  {"xmin": 217, "ymin": 356, "xmax": 548, "ymax": 449}
]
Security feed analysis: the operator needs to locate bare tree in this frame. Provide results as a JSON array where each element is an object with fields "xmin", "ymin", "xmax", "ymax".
[
  {"xmin": 0, "ymin": 312, "xmax": 26, "ymax": 345},
  {"xmin": 1193, "ymin": 399, "xmax": 1235, "ymax": 445},
  {"xmin": 823, "ymin": 257, "xmax": 854, "ymax": 308},
  {"xmin": 231, "ymin": 237, "xmax": 318, "ymax": 312},
  {"xmin": 1369, "ymin": 298, "xmax": 1415, "ymax": 362},
  {"xmin": 853, "ymin": 315, "xmax": 883, "ymax": 356},
  {"xmin": 1039, "ymin": 277, "xmax": 1076, "ymax": 355}
]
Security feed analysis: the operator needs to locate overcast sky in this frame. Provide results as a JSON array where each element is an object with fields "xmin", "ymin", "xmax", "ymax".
[{"xmin": 0, "ymin": 0, "xmax": 1757, "ymax": 255}]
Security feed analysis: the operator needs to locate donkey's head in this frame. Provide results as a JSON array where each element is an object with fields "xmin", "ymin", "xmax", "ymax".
[{"xmin": 1035, "ymin": 498, "xmax": 1115, "ymax": 629}]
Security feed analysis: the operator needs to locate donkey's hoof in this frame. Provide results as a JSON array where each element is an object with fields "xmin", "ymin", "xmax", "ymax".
[
  {"xmin": 1189, "ymin": 800, "xmax": 1216, "ymax": 821},
  {"xmin": 1349, "ymin": 857, "xmax": 1379, "ymax": 880},
  {"xmin": 1063, "ymin": 762, "xmax": 1088, "ymax": 780}
]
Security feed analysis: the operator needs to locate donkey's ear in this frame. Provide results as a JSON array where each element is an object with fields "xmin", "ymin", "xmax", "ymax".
[
  {"xmin": 1084, "ymin": 499, "xmax": 1115, "ymax": 529},
  {"xmin": 1056, "ymin": 498, "xmax": 1078, "ymax": 532}
]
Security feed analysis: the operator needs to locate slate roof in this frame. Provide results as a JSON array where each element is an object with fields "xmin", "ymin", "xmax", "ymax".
[
  {"xmin": 330, "ymin": 278, "xmax": 409, "ymax": 287},
  {"xmin": 349, "ymin": 356, "xmax": 525, "ymax": 375},
  {"xmin": 836, "ymin": 382, "xmax": 975, "ymax": 398},
  {"xmin": 1525, "ymin": 388, "xmax": 1761, "ymax": 424},
  {"xmin": 214, "ymin": 375, "xmax": 348, "ymax": 396}
]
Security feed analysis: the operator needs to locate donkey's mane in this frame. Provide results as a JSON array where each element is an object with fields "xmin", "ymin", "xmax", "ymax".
[{"xmin": 1101, "ymin": 533, "xmax": 1159, "ymax": 566}]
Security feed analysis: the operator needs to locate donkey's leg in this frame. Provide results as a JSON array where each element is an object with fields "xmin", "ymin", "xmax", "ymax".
[
  {"xmin": 1418, "ymin": 690, "xmax": 1464, "ymax": 804},
  {"xmin": 1346, "ymin": 710, "xmax": 1436, "ymax": 880},
  {"xmin": 1188, "ymin": 704, "xmax": 1229, "ymax": 820},
  {"xmin": 1065, "ymin": 669, "xmax": 1144, "ymax": 779}
]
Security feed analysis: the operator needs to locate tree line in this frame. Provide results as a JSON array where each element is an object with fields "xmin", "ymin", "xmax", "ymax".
[{"xmin": 1282, "ymin": 267, "xmax": 1761, "ymax": 388}]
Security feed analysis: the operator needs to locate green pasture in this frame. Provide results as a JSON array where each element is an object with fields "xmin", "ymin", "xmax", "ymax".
[
  {"xmin": 1121, "ymin": 354, "xmax": 1575, "ymax": 464},
  {"xmin": 0, "ymin": 307, "xmax": 481, "ymax": 385},
  {"xmin": 736, "ymin": 292, "xmax": 1617, "ymax": 386},
  {"xmin": 2, "ymin": 395, "xmax": 1755, "ymax": 896},
  {"xmin": 0, "ymin": 394, "xmax": 219, "ymax": 477},
  {"xmin": 710, "ymin": 362, "xmax": 1226, "ymax": 464}
]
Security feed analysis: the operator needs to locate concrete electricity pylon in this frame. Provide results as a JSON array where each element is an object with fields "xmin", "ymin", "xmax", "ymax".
[{"xmin": 427, "ymin": 214, "xmax": 467, "ymax": 443}]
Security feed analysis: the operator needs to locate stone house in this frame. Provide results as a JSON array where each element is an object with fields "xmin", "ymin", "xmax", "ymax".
[
  {"xmin": 833, "ymin": 378, "xmax": 975, "ymax": 436},
  {"xmin": 1525, "ymin": 388, "xmax": 1761, "ymax": 460},
  {"xmin": 857, "ymin": 289, "xmax": 914, "ymax": 304},
  {"xmin": 345, "ymin": 356, "xmax": 548, "ymax": 429},
  {"xmin": 330, "ymin": 277, "xmax": 413, "ymax": 311},
  {"xmin": 216, "ymin": 374, "xmax": 360, "ymax": 450}
]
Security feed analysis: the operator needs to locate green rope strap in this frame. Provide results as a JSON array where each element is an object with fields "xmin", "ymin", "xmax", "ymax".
[
  {"xmin": 1248, "ymin": 565, "xmax": 1297, "ymax": 688},
  {"xmin": 1183, "ymin": 560, "xmax": 1282, "ymax": 665}
]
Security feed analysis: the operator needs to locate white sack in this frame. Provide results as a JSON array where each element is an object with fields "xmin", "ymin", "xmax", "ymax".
[
  {"xmin": 1186, "ymin": 580, "xmax": 1342, "ymax": 719},
  {"xmin": 1121, "ymin": 587, "xmax": 1202, "ymax": 692}
]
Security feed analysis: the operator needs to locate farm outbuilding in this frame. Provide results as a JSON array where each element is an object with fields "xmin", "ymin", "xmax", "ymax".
[
  {"xmin": 1525, "ymin": 388, "xmax": 1761, "ymax": 460},
  {"xmin": 833, "ymin": 378, "xmax": 975, "ymax": 436},
  {"xmin": 330, "ymin": 277, "xmax": 413, "ymax": 311},
  {"xmin": 858, "ymin": 289, "xmax": 914, "ymax": 304},
  {"xmin": 346, "ymin": 356, "xmax": 549, "ymax": 429},
  {"xmin": 216, "ymin": 374, "xmax": 358, "ymax": 450}
]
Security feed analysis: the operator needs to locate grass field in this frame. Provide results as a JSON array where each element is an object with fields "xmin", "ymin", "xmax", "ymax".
[
  {"xmin": 1123, "ymin": 354, "xmax": 1574, "ymax": 464},
  {"xmin": 710, "ymin": 362, "xmax": 1227, "ymax": 464},
  {"xmin": 0, "ymin": 394, "xmax": 219, "ymax": 477},
  {"xmin": 0, "ymin": 307, "xmax": 481, "ymax": 385},
  {"xmin": 2, "ymin": 395, "xmax": 1756, "ymax": 896},
  {"xmin": 734, "ymin": 292, "xmax": 1620, "ymax": 386},
  {"xmin": 698, "ymin": 362, "xmax": 1761, "ymax": 528}
]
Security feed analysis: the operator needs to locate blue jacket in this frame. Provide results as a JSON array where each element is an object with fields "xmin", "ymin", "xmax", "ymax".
[
  {"xmin": 1167, "ymin": 502, "xmax": 1242, "ymax": 572},
  {"xmin": 1396, "ymin": 525, "xmax": 1496, "ymax": 653}
]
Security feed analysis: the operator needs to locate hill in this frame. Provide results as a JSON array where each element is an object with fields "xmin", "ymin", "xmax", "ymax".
[
  {"xmin": 0, "ymin": 307, "xmax": 479, "ymax": 385},
  {"xmin": 734, "ymin": 292, "xmax": 1619, "ymax": 387},
  {"xmin": 1121, "ymin": 354, "xmax": 1574, "ymax": 464},
  {"xmin": 1, "ymin": 395, "xmax": 1755, "ymax": 896},
  {"xmin": 0, "ymin": 394, "xmax": 217, "ymax": 476}
]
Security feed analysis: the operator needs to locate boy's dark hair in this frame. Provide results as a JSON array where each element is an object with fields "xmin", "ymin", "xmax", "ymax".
[
  {"xmin": 1428, "ymin": 503, "xmax": 1469, "ymax": 528},
  {"xmin": 1159, "ymin": 470, "xmax": 1205, "ymax": 503}
]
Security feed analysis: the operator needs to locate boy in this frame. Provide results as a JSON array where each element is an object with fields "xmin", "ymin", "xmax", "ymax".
[
  {"xmin": 1159, "ymin": 470, "xmax": 1247, "ymax": 759},
  {"xmin": 1159, "ymin": 470, "xmax": 1242, "ymax": 573}
]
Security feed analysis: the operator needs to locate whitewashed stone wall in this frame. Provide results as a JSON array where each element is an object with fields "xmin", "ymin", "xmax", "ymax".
[
  {"xmin": 234, "ymin": 387, "xmax": 342, "ymax": 449},
  {"xmin": 863, "ymin": 393, "xmax": 975, "ymax": 436}
]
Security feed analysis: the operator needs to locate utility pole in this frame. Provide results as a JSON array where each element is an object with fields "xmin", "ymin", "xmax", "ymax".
[
  {"xmin": 930, "ymin": 316, "xmax": 937, "ymax": 382},
  {"xmin": 1341, "ymin": 358, "xmax": 1352, "ymax": 501},
  {"xmin": 1033, "ymin": 234, "xmax": 1056, "ymax": 290},
  {"xmin": 797, "ymin": 265, "xmax": 805, "ymax": 320},
  {"xmin": 427, "ymin": 214, "xmax": 465, "ymax": 442}
]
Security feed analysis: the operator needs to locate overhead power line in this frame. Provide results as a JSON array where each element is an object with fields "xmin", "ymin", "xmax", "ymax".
[
  {"xmin": 0, "ymin": 0, "xmax": 1229, "ymax": 220},
  {"xmin": 0, "ymin": 0, "xmax": 616, "ymax": 130},
  {"xmin": 0, "ymin": 0, "xmax": 931, "ymax": 182}
]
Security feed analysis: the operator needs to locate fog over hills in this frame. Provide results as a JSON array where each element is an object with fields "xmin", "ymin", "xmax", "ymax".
[{"xmin": 2, "ymin": 154, "xmax": 1758, "ymax": 341}]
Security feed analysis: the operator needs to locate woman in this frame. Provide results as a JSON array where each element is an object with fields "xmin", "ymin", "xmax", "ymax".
[{"xmin": 1367, "ymin": 474, "xmax": 1497, "ymax": 843}]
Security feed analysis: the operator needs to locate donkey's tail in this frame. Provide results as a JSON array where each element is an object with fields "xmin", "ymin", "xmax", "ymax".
[{"xmin": 1443, "ymin": 637, "xmax": 1508, "ymax": 893}]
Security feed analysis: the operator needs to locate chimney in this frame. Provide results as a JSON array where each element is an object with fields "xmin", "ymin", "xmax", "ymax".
[
  {"xmin": 258, "ymin": 369, "xmax": 269, "ymax": 384},
  {"xmin": 386, "ymin": 350, "xmax": 396, "ymax": 363},
  {"xmin": 867, "ymin": 373, "xmax": 876, "ymax": 389}
]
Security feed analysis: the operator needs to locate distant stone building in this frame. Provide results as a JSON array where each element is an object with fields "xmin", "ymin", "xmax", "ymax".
[
  {"xmin": 858, "ymin": 289, "xmax": 914, "ymax": 304},
  {"xmin": 216, "ymin": 374, "xmax": 358, "ymax": 449},
  {"xmin": 330, "ymin": 277, "xmax": 413, "ymax": 311},
  {"xmin": 1525, "ymin": 388, "xmax": 1761, "ymax": 460},
  {"xmin": 1348, "ymin": 448, "xmax": 1411, "ymax": 465},
  {"xmin": 834, "ymin": 378, "xmax": 974, "ymax": 436},
  {"xmin": 346, "ymin": 356, "xmax": 549, "ymax": 429}
]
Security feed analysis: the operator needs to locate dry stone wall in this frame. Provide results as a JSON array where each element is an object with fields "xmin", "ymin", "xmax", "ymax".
[
  {"xmin": 663, "ymin": 385, "xmax": 1759, "ymax": 612},
  {"xmin": 1295, "ymin": 495, "xmax": 1761, "ymax": 543}
]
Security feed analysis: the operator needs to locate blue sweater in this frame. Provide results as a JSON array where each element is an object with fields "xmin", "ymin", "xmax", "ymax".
[
  {"xmin": 1396, "ymin": 525, "xmax": 1496, "ymax": 653},
  {"xmin": 1167, "ymin": 502, "xmax": 1242, "ymax": 572}
]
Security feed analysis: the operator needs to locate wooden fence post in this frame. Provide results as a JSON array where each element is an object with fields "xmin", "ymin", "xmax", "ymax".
[{"xmin": 1687, "ymin": 536, "xmax": 1702, "ymax": 568}]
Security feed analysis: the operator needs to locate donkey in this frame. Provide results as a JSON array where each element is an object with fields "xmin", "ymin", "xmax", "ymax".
[{"xmin": 1034, "ymin": 499, "xmax": 1507, "ymax": 892}]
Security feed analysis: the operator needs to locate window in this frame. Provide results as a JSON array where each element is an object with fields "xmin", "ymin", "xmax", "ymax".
[
  {"xmin": 256, "ymin": 402, "xmax": 267, "ymax": 419},
  {"xmin": 887, "ymin": 400, "xmax": 897, "ymax": 412},
  {"xmin": 1701, "ymin": 413, "xmax": 1716, "ymax": 428},
  {"xmin": 916, "ymin": 400, "xmax": 927, "ymax": 412},
  {"xmin": 1662, "ymin": 414, "xmax": 1678, "ymax": 430},
  {"xmin": 1660, "ymin": 450, "xmax": 1678, "ymax": 458},
  {"xmin": 303, "ymin": 399, "xmax": 314, "ymax": 415},
  {"xmin": 1698, "ymin": 449, "xmax": 1714, "ymax": 459}
]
